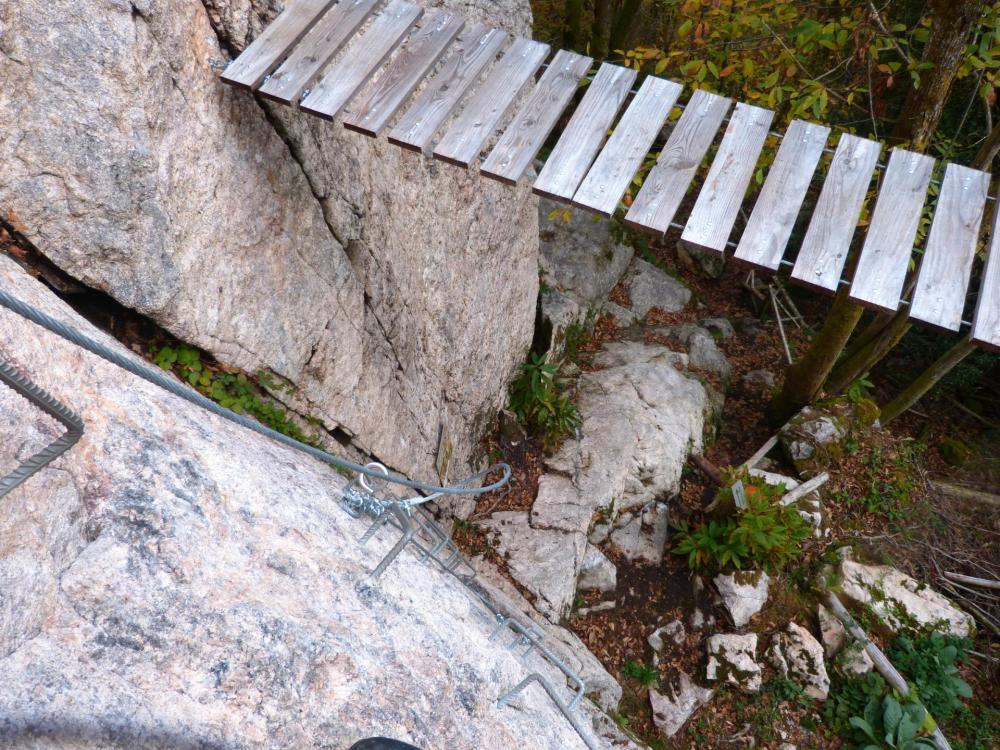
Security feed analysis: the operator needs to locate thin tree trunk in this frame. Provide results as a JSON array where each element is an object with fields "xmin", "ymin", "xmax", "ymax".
[
  {"xmin": 563, "ymin": 0, "xmax": 584, "ymax": 51},
  {"xmin": 892, "ymin": 0, "xmax": 986, "ymax": 150},
  {"xmin": 608, "ymin": 0, "xmax": 642, "ymax": 54},
  {"xmin": 591, "ymin": 0, "xmax": 611, "ymax": 59},
  {"xmin": 826, "ymin": 310, "xmax": 912, "ymax": 395},
  {"xmin": 767, "ymin": 286, "xmax": 865, "ymax": 425},
  {"xmin": 974, "ymin": 119, "xmax": 1000, "ymax": 169},
  {"xmin": 880, "ymin": 335, "xmax": 976, "ymax": 423}
]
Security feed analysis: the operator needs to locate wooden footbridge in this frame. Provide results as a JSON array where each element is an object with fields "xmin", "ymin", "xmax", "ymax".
[{"xmin": 222, "ymin": 0, "xmax": 1000, "ymax": 352}]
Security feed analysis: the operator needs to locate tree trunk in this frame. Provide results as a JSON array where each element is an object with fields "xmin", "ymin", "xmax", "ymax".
[
  {"xmin": 608, "ymin": 0, "xmax": 642, "ymax": 54},
  {"xmin": 563, "ymin": 0, "xmax": 584, "ymax": 51},
  {"xmin": 892, "ymin": 0, "xmax": 986, "ymax": 150},
  {"xmin": 880, "ymin": 335, "xmax": 976, "ymax": 423},
  {"xmin": 767, "ymin": 286, "xmax": 865, "ymax": 426},
  {"xmin": 825, "ymin": 309, "xmax": 912, "ymax": 395},
  {"xmin": 770, "ymin": 0, "xmax": 985, "ymax": 422},
  {"xmin": 591, "ymin": 0, "xmax": 611, "ymax": 59}
]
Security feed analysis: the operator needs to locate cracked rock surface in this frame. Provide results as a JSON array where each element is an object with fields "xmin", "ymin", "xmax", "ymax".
[
  {"xmin": 0, "ymin": 257, "xmax": 631, "ymax": 749},
  {"xmin": 0, "ymin": 0, "xmax": 538, "ymax": 487}
]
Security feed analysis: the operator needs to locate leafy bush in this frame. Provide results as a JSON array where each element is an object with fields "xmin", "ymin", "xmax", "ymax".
[
  {"xmin": 847, "ymin": 695, "xmax": 936, "ymax": 749},
  {"xmin": 508, "ymin": 353, "xmax": 580, "ymax": 447},
  {"xmin": 672, "ymin": 474, "xmax": 810, "ymax": 572},
  {"xmin": 152, "ymin": 343, "xmax": 313, "ymax": 445},
  {"xmin": 825, "ymin": 672, "xmax": 890, "ymax": 735},
  {"xmin": 887, "ymin": 634, "xmax": 972, "ymax": 722}
]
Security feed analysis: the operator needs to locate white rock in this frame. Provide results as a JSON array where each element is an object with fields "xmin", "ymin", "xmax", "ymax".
[
  {"xmin": 610, "ymin": 502, "xmax": 670, "ymax": 564},
  {"xmin": 626, "ymin": 258, "xmax": 692, "ymax": 317},
  {"xmin": 0, "ymin": 258, "xmax": 618, "ymax": 749},
  {"xmin": 649, "ymin": 671, "xmax": 714, "ymax": 737},
  {"xmin": 742, "ymin": 369, "xmax": 776, "ymax": 393},
  {"xmin": 591, "ymin": 341, "xmax": 688, "ymax": 370},
  {"xmin": 601, "ymin": 301, "xmax": 638, "ymax": 327},
  {"xmin": 648, "ymin": 621, "xmax": 686, "ymax": 666},
  {"xmin": 767, "ymin": 623, "xmax": 831, "ymax": 700},
  {"xmin": 481, "ymin": 512, "xmax": 587, "ymax": 622},
  {"xmin": 817, "ymin": 604, "xmax": 846, "ymax": 658},
  {"xmin": 714, "ymin": 571, "xmax": 770, "ymax": 628},
  {"xmin": 578, "ymin": 545, "xmax": 617, "ymax": 595},
  {"xmin": 839, "ymin": 558, "xmax": 976, "ymax": 637},
  {"xmin": 837, "ymin": 640, "xmax": 875, "ymax": 676},
  {"xmin": 706, "ymin": 634, "xmax": 762, "ymax": 692}
]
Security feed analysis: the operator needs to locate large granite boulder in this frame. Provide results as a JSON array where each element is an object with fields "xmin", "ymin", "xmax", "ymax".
[
  {"xmin": 0, "ymin": 0, "xmax": 538, "ymax": 490},
  {"xmin": 0, "ymin": 256, "xmax": 630, "ymax": 749}
]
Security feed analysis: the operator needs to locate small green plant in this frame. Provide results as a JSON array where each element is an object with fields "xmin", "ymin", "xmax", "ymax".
[
  {"xmin": 507, "ymin": 353, "xmax": 580, "ymax": 447},
  {"xmin": 152, "ymin": 343, "xmax": 314, "ymax": 445},
  {"xmin": 846, "ymin": 695, "xmax": 936, "ymax": 749},
  {"xmin": 887, "ymin": 634, "xmax": 973, "ymax": 722},
  {"xmin": 621, "ymin": 660, "xmax": 659, "ymax": 688},
  {"xmin": 826, "ymin": 672, "xmax": 890, "ymax": 735},
  {"xmin": 673, "ymin": 474, "xmax": 810, "ymax": 573},
  {"xmin": 835, "ymin": 442, "xmax": 924, "ymax": 523},
  {"xmin": 846, "ymin": 373, "xmax": 875, "ymax": 403}
]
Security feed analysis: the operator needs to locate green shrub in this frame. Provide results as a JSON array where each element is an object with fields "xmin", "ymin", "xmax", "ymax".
[
  {"xmin": 825, "ymin": 672, "xmax": 890, "ymax": 735},
  {"xmin": 887, "ymin": 634, "xmax": 972, "ymax": 722},
  {"xmin": 621, "ymin": 660, "xmax": 659, "ymax": 687},
  {"xmin": 508, "ymin": 353, "xmax": 580, "ymax": 447},
  {"xmin": 846, "ymin": 695, "xmax": 936, "ymax": 749},
  {"xmin": 672, "ymin": 474, "xmax": 810, "ymax": 573}
]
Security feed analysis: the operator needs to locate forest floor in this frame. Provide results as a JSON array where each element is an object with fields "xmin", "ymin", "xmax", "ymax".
[{"xmin": 470, "ymin": 228, "xmax": 1000, "ymax": 750}]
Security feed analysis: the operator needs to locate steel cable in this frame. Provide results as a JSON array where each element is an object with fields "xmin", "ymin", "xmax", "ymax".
[{"xmin": 0, "ymin": 288, "xmax": 511, "ymax": 497}]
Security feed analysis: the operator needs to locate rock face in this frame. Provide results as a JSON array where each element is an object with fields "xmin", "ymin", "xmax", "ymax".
[
  {"xmin": 706, "ymin": 634, "xmax": 761, "ymax": 692},
  {"xmin": 609, "ymin": 502, "xmax": 670, "ymax": 564},
  {"xmin": 624, "ymin": 259, "xmax": 692, "ymax": 318},
  {"xmin": 0, "ymin": 257, "xmax": 627, "ymax": 749},
  {"xmin": 767, "ymin": 623, "xmax": 830, "ymax": 700},
  {"xmin": 779, "ymin": 399, "xmax": 878, "ymax": 478},
  {"xmin": 838, "ymin": 558, "xmax": 975, "ymax": 638},
  {"xmin": 714, "ymin": 571, "xmax": 770, "ymax": 628},
  {"xmin": 0, "ymin": 0, "xmax": 539, "ymax": 488},
  {"xmin": 578, "ymin": 544, "xmax": 617, "ymax": 595},
  {"xmin": 648, "ymin": 671, "xmax": 714, "ymax": 738}
]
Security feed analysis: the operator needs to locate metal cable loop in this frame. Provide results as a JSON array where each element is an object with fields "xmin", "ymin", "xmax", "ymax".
[
  {"xmin": 0, "ymin": 288, "xmax": 511, "ymax": 497},
  {"xmin": 0, "ymin": 359, "xmax": 84, "ymax": 499}
]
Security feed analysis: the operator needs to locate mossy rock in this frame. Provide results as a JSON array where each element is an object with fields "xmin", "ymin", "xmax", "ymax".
[{"xmin": 938, "ymin": 436, "xmax": 971, "ymax": 467}]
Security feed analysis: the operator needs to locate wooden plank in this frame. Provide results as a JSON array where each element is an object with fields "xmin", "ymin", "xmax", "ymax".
[
  {"xmin": 909, "ymin": 163, "xmax": 990, "ymax": 330},
  {"xmin": 387, "ymin": 25, "xmax": 508, "ymax": 152},
  {"xmin": 789, "ymin": 133, "xmax": 881, "ymax": 292},
  {"xmin": 848, "ymin": 148, "xmax": 935, "ymax": 311},
  {"xmin": 221, "ymin": 0, "xmax": 338, "ymax": 91},
  {"xmin": 532, "ymin": 62, "xmax": 636, "ymax": 201},
  {"xmin": 433, "ymin": 37, "xmax": 550, "ymax": 168},
  {"xmin": 733, "ymin": 119, "xmax": 829, "ymax": 270},
  {"xmin": 300, "ymin": 0, "xmax": 423, "ymax": 121},
  {"xmin": 622, "ymin": 89, "xmax": 731, "ymax": 235},
  {"xmin": 480, "ymin": 49, "xmax": 592, "ymax": 185},
  {"xmin": 572, "ymin": 76, "xmax": 684, "ymax": 217},
  {"xmin": 679, "ymin": 102, "xmax": 774, "ymax": 253},
  {"xmin": 344, "ymin": 11, "xmax": 465, "ymax": 136},
  {"xmin": 258, "ymin": 0, "xmax": 380, "ymax": 105},
  {"xmin": 973, "ymin": 203, "xmax": 1000, "ymax": 351}
]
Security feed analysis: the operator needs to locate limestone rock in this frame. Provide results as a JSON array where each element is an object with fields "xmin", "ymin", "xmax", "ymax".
[
  {"xmin": 706, "ymin": 634, "xmax": 762, "ymax": 692},
  {"xmin": 539, "ymin": 198, "xmax": 634, "ymax": 315},
  {"xmin": 609, "ymin": 502, "xmax": 670, "ymax": 565},
  {"xmin": 1, "ymin": 0, "xmax": 539, "ymax": 488},
  {"xmin": 602, "ymin": 301, "xmax": 637, "ymax": 327},
  {"xmin": 780, "ymin": 400, "xmax": 878, "ymax": 478},
  {"xmin": 767, "ymin": 623, "xmax": 830, "ymax": 700},
  {"xmin": 836, "ymin": 640, "xmax": 875, "ymax": 676},
  {"xmin": 649, "ymin": 671, "xmax": 714, "ymax": 737},
  {"xmin": 625, "ymin": 259, "xmax": 692, "ymax": 318},
  {"xmin": 651, "ymin": 325, "xmax": 731, "ymax": 386},
  {"xmin": 817, "ymin": 604, "xmax": 846, "ymax": 658},
  {"xmin": 699, "ymin": 318, "xmax": 735, "ymax": 339},
  {"xmin": 714, "ymin": 571, "xmax": 770, "ymax": 628},
  {"xmin": 648, "ymin": 621, "xmax": 686, "ymax": 665},
  {"xmin": 678, "ymin": 242, "xmax": 726, "ymax": 278},
  {"xmin": 0, "ymin": 257, "xmax": 620, "ymax": 749},
  {"xmin": 481, "ymin": 512, "xmax": 587, "ymax": 622},
  {"xmin": 578, "ymin": 545, "xmax": 617, "ymax": 595},
  {"xmin": 838, "ymin": 558, "xmax": 975, "ymax": 637},
  {"xmin": 591, "ymin": 341, "xmax": 688, "ymax": 371}
]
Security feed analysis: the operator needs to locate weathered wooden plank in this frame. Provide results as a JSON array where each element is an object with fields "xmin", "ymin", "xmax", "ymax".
[
  {"xmin": 973, "ymin": 202, "xmax": 1000, "ymax": 351},
  {"xmin": 480, "ymin": 50, "xmax": 592, "ymax": 185},
  {"xmin": 300, "ymin": 0, "xmax": 423, "ymax": 121},
  {"xmin": 387, "ymin": 25, "xmax": 508, "ymax": 152},
  {"xmin": 258, "ymin": 0, "xmax": 380, "ymax": 104},
  {"xmin": 622, "ymin": 89, "xmax": 731, "ymax": 235},
  {"xmin": 572, "ymin": 76, "xmax": 684, "ymax": 217},
  {"xmin": 679, "ymin": 102, "xmax": 773, "ymax": 253},
  {"xmin": 221, "ymin": 0, "xmax": 338, "ymax": 91},
  {"xmin": 733, "ymin": 119, "xmax": 830, "ymax": 270},
  {"xmin": 433, "ymin": 37, "xmax": 550, "ymax": 168},
  {"xmin": 848, "ymin": 148, "xmax": 936, "ymax": 311},
  {"xmin": 532, "ymin": 62, "xmax": 636, "ymax": 201},
  {"xmin": 909, "ymin": 163, "xmax": 990, "ymax": 330},
  {"xmin": 344, "ymin": 11, "xmax": 465, "ymax": 136},
  {"xmin": 789, "ymin": 133, "xmax": 882, "ymax": 292}
]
